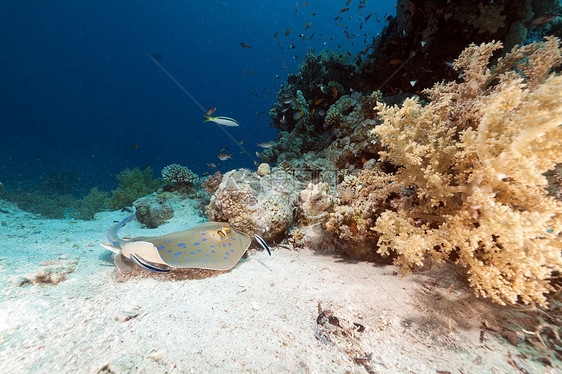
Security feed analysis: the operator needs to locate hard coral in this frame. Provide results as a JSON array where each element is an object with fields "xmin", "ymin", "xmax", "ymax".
[
  {"xmin": 201, "ymin": 171, "xmax": 222, "ymax": 196},
  {"xmin": 206, "ymin": 169, "xmax": 299, "ymax": 240},
  {"xmin": 295, "ymin": 182, "xmax": 334, "ymax": 226},
  {"xmin": 371, "ymin": 37, "xmax": 562, "ymax": 306},
  {"xmin": 326, "ymin": 170, "xmax": 398, "ymax": 260},
  {"xmin": 161, "ymin": 164, "xmax": 199, "ymax": 192}
]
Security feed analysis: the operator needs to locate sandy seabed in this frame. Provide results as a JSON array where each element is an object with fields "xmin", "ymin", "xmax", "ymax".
[{"xmin": 0, "ymin": 198, "xmax": 559, "ymax": 374}]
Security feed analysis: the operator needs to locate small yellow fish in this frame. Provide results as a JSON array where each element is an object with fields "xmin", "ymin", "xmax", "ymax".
[{"xmin": 305, "ymin": 22, "xmax": 311, "ymax": 30}]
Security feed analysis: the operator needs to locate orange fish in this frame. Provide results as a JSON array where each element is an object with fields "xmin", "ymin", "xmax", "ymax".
[
  {"xmin": 248, "ymin": 70, "xmax": 254, "ymax": 74},
  {"xmin": 312, "ymin": 12, "xmax": 316, "ymax": 16},
  {"xmin": 311, "ymin": 108, "xmax": 315, "ymax": 117},
  {"xmin": 305, "ymin": 22, "xmax": 311, "ymax": 30},
  {"xmin": 362, "ymin": 46, "xmax": 370, "ymax": 55},
  {"xmin": 131, "ymin": 144, "xmax": 138, "ymax": 150},
  {"xmin": 389, "ymin": 59, "xmax": 403, "ymax": 65},
  {"xmin": 346, "ymin": 0, "xmax": 351, "ymax": 5},
  {"xmin": 332, "ymin": 87, "xmax": 338, "ymax": 100},
  {"xmin": 340, "ymin": 7, "xmax": 349, "ymax": 13},
  {"xmin": 365, "ymin": 13, "xmax": 372, "ymax": 22},
  {"xmin": 346, "ymin": 31, "xmax": 350, "ymax": 39},
  {"xmin": 285, "ymin": 29, "xmax": 291, "ymax": 36},
  {"xmin": 314, "ymin": 98, "xmax": 323, "ymax": 105},
  {"xmin": 302, "ymin": 2, "xmax": 309, "ymax": 7},
  {"xmin": 273, "ymin": 31, "xmax": 278, "ymax": 38}
]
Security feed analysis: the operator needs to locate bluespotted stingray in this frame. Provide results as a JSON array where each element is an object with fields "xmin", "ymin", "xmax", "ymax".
[{"xmin": 101, "ymin": 208, "xmax": 270, "ymax": 274}]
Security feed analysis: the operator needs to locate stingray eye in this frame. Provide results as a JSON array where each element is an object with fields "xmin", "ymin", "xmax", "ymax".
[{"xmin": 218, "ymin": 228, "xmax": 227, "ymax": 239}]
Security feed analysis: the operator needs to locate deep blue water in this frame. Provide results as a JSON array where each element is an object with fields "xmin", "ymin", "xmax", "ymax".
[{"xmin": 0, "ymin": 0, "xmax": 395, "ymax": 194}]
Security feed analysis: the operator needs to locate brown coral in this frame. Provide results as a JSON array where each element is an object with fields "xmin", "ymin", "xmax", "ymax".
[
  {"xmin": 371, "ymin": 37, "xmax": 562, "ymax": 306},
  {"xmin": 326, "ymin": 170, "xmax": 398, "ymax": 260},
  {"xmin": 202, "ymin": 171, "xmax": 222, "ymax": 196}
]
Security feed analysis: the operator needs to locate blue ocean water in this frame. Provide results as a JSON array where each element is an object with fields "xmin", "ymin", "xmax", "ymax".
[{"xmin": 0, "ymin": 0, "xmax": 395, "ymax": 194}]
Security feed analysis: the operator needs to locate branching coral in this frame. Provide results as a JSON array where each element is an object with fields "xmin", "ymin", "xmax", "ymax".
[
  {"xmin": 161, "ymin": 164, "xmax": 198, "ymax": 191},
  {"xmin": 371, "ymin": 37, "xmax": 562, "ymax": 306},
  {"xmin": 201, "ymin": 171, "xmax": 222, "ymax": 196}
]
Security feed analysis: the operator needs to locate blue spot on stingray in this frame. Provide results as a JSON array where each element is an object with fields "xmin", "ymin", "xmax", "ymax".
[
  {"xmin": 185, "ymin": 258, "xmax": 190, "ymax": 261},
  {"xmin": 212, "ymin": 260, "xmax": 215, "ymax": 262},
  {"xmin": 178, "ymin": 243, "xmax": 185, "ymax": 247},
  {"xmin": 210, "ymin": 245, "xmax": 215, "ymax": 248},
  {"xmin": 175, "ymin": 252, "xmax": 182, "ymax": 256},
  {"xmin": 206, "ymin": 255, "xmax": 211, "ymax": 258},
  {"xmin": 211, "ymin": 250, "xmax": 215, "ymax": 253},
  {"xmin": 202, "ymin": 238, "xmax": 207, "ymax": 241},
  {"xmin": 228, "ymin": 243, "xmax": 232, "ymax": 246},
  {"xmin": 157, "ymin": 246, "xmax": 165, "ymax": 250},
  {"xmin": 224, "ymin": 257, "xmax": 228, "ymax": 260},
  {"xmin": 223, "ymin": 244, "xmax": 226, "ymax": 247},
  {"xmin": 232, "ymin": 238, "xmax": 236, "ymax": 241},
  {"xmin": 190, "ymin": 252, "xmax": 195, "ymax": 255},
  {"xmin": 167, "ymin": 240, "xmax": 171, "ymax": 243},
  {"xmin": 231, "ymin": 249, "xmax": 234, "ymax": 252},
  {"xmin": 201, "ymin": 232, "xmax": 206, "ymax": 235},
  {"xmin": 167, "ymin": 250, "xmax": 172, "ymax": 253},
  {"xmin": 196, "ymin": 249, "xmax": 202, "ymax": 253},
  {"xmin": 193, "ymin": 242, "xmax": 200, "ymax": 246},
  {"xmin": 225, "ymin": 252, "xmax": 230, "ymax": 255},
  {"xmin": 173, "ymin": 257, "xmax": 178, "ymax": 260}
]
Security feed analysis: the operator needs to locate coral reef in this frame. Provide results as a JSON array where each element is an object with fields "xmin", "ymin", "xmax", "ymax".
[
  {"xmin": 73, "ymin": 187, "xmax": 108, "ymax": 220},
  {"xmin": 326, "ymin": 170, "xmax": 398, "ymax": 260},
  {"xmin": 201, "ymin": 171, "xmax": 222, "ymax": 196},
  {"xmin": 107, "ymin": 167, "xmax": 161, "ymax": 210},
  {"xmin": 206, "ymin": 169, "xmax": 299, "ymax": 240},
  {"xmin": 370, "ymin": 38, "xmax": 562, "ymax": 306},
  {"xmin": 161, "ymin": 164, "xmax": 199, "ymax": 193},
  {"xmin": 295, "ymin": 182, "xmax": 334, "ymax": 227},
  {"xmin": 133, "ymin": 195, "xmax": 174, "ymax": 228},
  {"xmin": 256, "ymin": 163, "xmax": 271, "ymax": 177}
]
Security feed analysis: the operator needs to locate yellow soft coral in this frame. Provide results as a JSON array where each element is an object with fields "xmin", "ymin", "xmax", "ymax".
[{"xmin": 371, "ymin": 37, "xmax": 562, "ymax": 306}]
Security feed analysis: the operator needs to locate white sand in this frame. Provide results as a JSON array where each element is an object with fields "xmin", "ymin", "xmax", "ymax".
[{"xmin": 0, "ymin": 197, "xmax": 558, "ymax": 373}]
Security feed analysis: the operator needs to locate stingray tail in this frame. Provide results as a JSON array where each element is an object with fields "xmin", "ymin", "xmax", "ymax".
[{"xmin": 105, "ymin": 207, "xmax": 137, "ymax": 248}]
